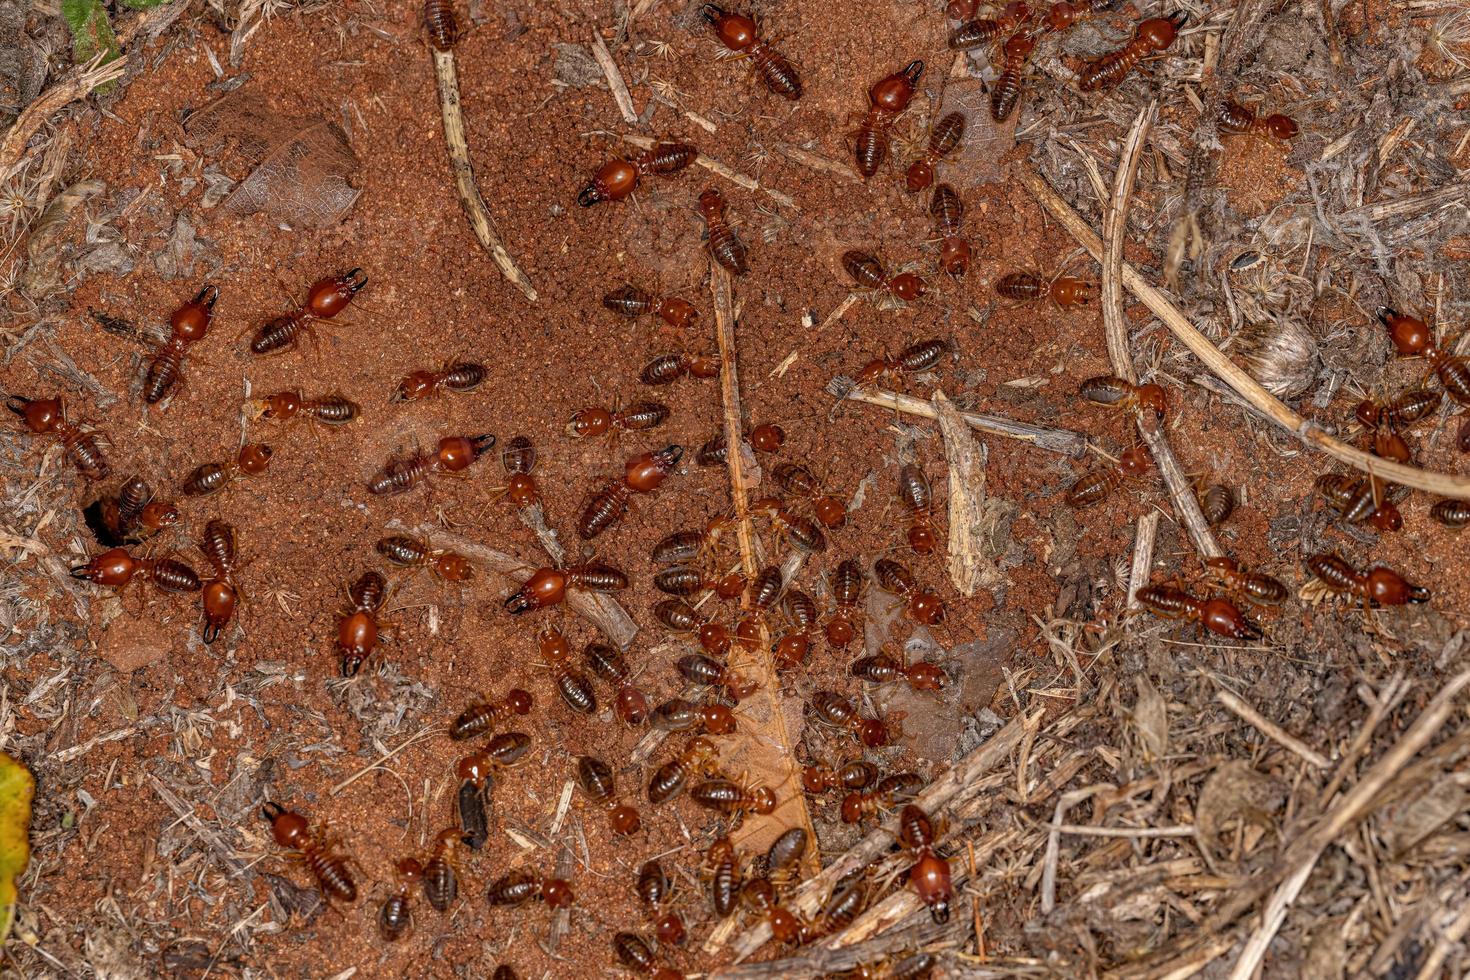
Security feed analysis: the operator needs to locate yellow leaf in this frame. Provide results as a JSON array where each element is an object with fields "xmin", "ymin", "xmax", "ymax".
[{"xmin": 0, "ymin": 751, "xmax": 35, "ymax": 944}]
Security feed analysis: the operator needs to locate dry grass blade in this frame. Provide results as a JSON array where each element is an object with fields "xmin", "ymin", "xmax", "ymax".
[
  {"xmin": 1019, "ymin": 168, "xmax": 1470, "ymax": 501},
  {"xmin": 1225, "ymin": 669, "xmax": 1470, "ymax": 979},
  {"xmin": 1215, "ymin": 689, "xmax": 1330, "ymax": 769},
  {"xmin": 431, "ymin": 49, "xmax": 537, "ymax": 301},
  {"xmin": 827, "ymin": 376, "xmax": 1089, "ymax": 457},
  {"xmin": 707, "ymin": 260, "xmax": 815, "ymax": 869},
  {"xmin": 931, "ymin": 390, "xmax": 1001, "ymax": 596},
  {"xmin": 1126, "ymin": 511, "xmax": 1159, "ymax": 610},
  {"xmin": 1099, "ymin": 106, "xmax": 1221, "ymax": 561}
]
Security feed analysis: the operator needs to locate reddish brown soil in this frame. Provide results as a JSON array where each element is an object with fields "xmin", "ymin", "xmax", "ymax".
[{"xmin": 5, "ymin": 1, "xmax": 1467, "ymax": 977}]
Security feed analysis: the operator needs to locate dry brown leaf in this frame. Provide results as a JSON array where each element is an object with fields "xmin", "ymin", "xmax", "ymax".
[
  {"xmin": 183, "ymin": 88, "xmax": 361, "ymax": 228},
  {"xmin": 1385, "ymin": 776, "xmax": 1468, "ymax": 859},
  {"xmin": 932, "ymin": 390, "xmax": 1003, "ymax": 596},
  {"xmin": 1131, "ymin": 674, "xmax": 1169, "ymax": 764},
  {"xmin": 1195, "ymin": 760, "xmax": 1284, "ymax": 868},
  {"xmin": 19, "ymin": 179, "xmax": 105, "ymax": 297}
]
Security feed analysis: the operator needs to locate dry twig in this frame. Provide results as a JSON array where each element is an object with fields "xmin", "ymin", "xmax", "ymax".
[
  {"xmin": 1019, "ymin": 169, "xmax": 1470, "ymax": 500},
  {"xmin": 621, "ymin": 134, "xmax": 795, "ymax": 208},
  {"xmin": 430, "ymin": 44, "xmax": 537, "ymax": 300},
  {"xmin": 931, "ymin": 390, "xmax": 1001, "ymax": 596},
  {"xmin": 828, "ymin": 377, "xmax": 1088, "ymax": 457},
  {"xmin": 590, "ymin": 30, "xmax": 638, "ymax": 124}
]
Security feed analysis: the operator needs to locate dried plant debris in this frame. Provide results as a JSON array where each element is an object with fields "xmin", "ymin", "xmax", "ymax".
[
  {"xmin": 183, "ymin": 87, "xmax": 361, "ymax": 228},
  {"xmin": 0, "ymin": 1, "xmax": 46, "ymax": 128}
]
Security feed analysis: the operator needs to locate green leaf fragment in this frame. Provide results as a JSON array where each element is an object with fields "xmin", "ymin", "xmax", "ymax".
[{"xmin": 0, "ymin": 751, "xmax": 34, "ymax": 944}]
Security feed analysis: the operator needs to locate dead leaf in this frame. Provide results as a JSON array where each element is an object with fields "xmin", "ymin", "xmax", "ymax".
[
  {"xmin": 19, "ymin": 179, "xmax": 105, "ymax": 296},
  {"xmin": 184, "ymin": 88, "xmax": 361, "ymax": 228},
  {"xmin": 1195, "ymin": 760, "xmax": 1283, "ymax": 868},
  {"xmin": 1386, "ymin": 777, "xmax": 1468, "ymax": 859},
  {"xmin": 1131, "ymin": 675, "xmax": 1169, "ymax": 763},
  {"xmin": 932, "ymin": 390, "xmax": 1003, "ymax": 595}
]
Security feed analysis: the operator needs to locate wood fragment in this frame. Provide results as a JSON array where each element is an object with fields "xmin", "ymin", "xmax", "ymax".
[
  {"xmin": 391, "ymin": 521, "xmax": 639, "ymax": 649},
  {"xmin": 1126, "ymin": 511, "xmax": 1159, "ymax": 611},
  {"xmin": 0, "ymin": 55, "xmax": 124, "ymax": 176},
  {"xmin": 431, "ymin": 48, "xmax": 537, "ymax": 301},
  {"xmin": 828, "ymin": 376, "xmax": 1089, "ymax": 458},
  {"xmin": 1216, "ymin": 690, "xmax": 1330, "ymax": 769},
  {"xmin": 721, "ymin": 713, "xmax": 1028, "ymax": 959},
  {"xmin": 590, "ymin": 30, "xmax": 638, "ymax": 124},
  {"xmin": 817, "ymin": 292, "xmax": 861, "ymax": 331},
  {"xmin": 708, "ymin": 260, "xmax": 816, "ymax": 869},
  {"xmin": 772, "ymin": 142, "xmax": 860, "ymax": 182},
  {"xmin": 620, "ymin": 134, "xmax": 795, "ymax": 208},
  {"xmin": 931, "ymin": 390, "xmax": 1001, "ymax": 596},
  {"xmin": 1018, "ymin": 168, "xmax": 1470, "ymax": 501}
]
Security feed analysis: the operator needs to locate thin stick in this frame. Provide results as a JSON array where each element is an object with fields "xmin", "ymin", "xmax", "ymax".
[
  {"xmin": 818, "ymin": 292, "xmax": 861, "ymax": 331},
  {"xmin": 1227, "ymin": 669, "xmax": 1470, "ymax": 980},
  {"xmin": 773, "ymin": 142, "xmax": 861, "ymax": 182},
  {"xmin": 1018, "ymin": 168, "xmax": 1470, "ymax": 501},
  {"xmin": 431, "ymin": 48, "xmax": 537, "ymax": 301},
  {"xmin": 723, "ymin": 713, "xmax": 1029, "ymax": 960},
  {"xmin": 1047, "ymin": 824, "xmax": 1198, "ymax": 838},
  {"xmin": 1126, "ymin": 511, "xmax": 1159, "ymax": 611},
  {"xmin": 1099, "ymin": 106, "xmax": 1221, "ymax": 561},
  {"xmin": 932, "ymin": 389, "xmax": 1000, "ymax": 595},
  {"xmin": 828, "ymin": 376, "xmax": 1089, "ymax": 458},
  {"xmin": 620, "ymin": 134, "xmax": 795, "ymax": 208},
  {"xmin": 708, "ymin": 260, "xmax": 816, "ymax": 872},
  {"xmin": 590, "ymin": 30, "xmax": 639, "ymax": 124},
  {"xmin": 1216, "ymin": 689, "xmax": 1331, "ymax": 769},
  {"xmin": 391, "ymin": 520, "xmax": 640, "ymax": 649}
]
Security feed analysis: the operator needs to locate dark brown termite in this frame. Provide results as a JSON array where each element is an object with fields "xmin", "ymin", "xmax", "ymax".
[
  {"xmin": 578, "ymin": 141, "xmax": 698, "ymax": 207},
  {"xmin": 366, "ymin": 434, "xmax": 495, "ymax": 495},
  {"xmin": 647, "ymin": 736, "xmax": 720, "ymax": 805},
  {"xmin": 851, "ymin": 652, "xmax": 948, "ymax": 692},
  {"xmin": 704, "ymin": 835, "xmax": 742, "ymax": 919},
  {"xmin": 948, "ymin": 1, "xmax": 1033, "ymax": 49},
  {"xmin": 825, "ymin": 558, "xmax": 865, "ymax": 646},
  {"xmin": 603, "ymin": 285, "xmax": 699, "ymax": 331},
  {"xmin": 772, "ymin": 462, "xmax": 848, "ymax": 528},
  {"xmin": 261, "ymin": 801, "xmax": 357, "ymax": 904},
  {"xmin": 897, "ymin": 463, "xmax": 937, "ymax": 554},
  {"xmin": 537, "ymin": 627, "xmax": 598, "ymax": 714},
  {"xmin": 1202, "ymin": 556, "xmax": 1289, "ymax": 608},
  {"xmin": 577, "ymin": 445, "xmax": 684, "ymax": 540},
  {"xmin": 802, "ymin": 760, "xmax": 879, "ymax": 794},
  {"xmin": 699, "ymin": 188, "xmax": 749, "ymax": 275},
  {"xmin": 380, "ymin": 858, "xmax": 422, "ymax": 941},
  {"xmin": 70, "ymin": 548, "xmax": 201, "ymax": 596},
  {"xmin": 180, "ymin": 444, "xmax": 274, "ymax": 497},
  {"xmin": 376, "ymin": 534, "xmax": 474, "ymax": 583},
  {"xmin": 575, "ymin": 756, "xmax": 642, "ymax": 835},
  {"xmin": 640, "ymin": 351, "xmax": 722, "ymax": 385},
  {"xmin": 905, "ymin": 112, "xmax": 965, "ymax": 191},
  {"xmin": 900, "ymin": 805, "xmax": 953, "ymax": 923},
  {"xmin": 654, "ymin": 599, "xmax": 733, "ymax": 656},
  {"xmin": 486, "ymin": 869, "xmax": 575, "ymax": 908},
  {"xmin": 855, "ymin": 338, "xmax": 948, "ymax": 386},
  {"xmin": 336, "ymin": 570, "xmax": 389, "ymax": 677},
  {"xmin": 1305, "ymin": 553, "xmax": 1430, "ymax": 608},
  {"xmin": 841, "ymin": 772, "xmax": 925, "ymax": 824},
  {"xmin": 250, "ymin": 269, "xmax": 368, "ymax": 356},
  {"xmin": 810, "ymin": 690, "xmax": 902, "ymax": 747},
  {"xmin": 199, "ymin": 519, "xmax": 240, "ymax": 644},
  {"xmin": 930, "ymin": 183, "xmax": 971, "ymax": 278},
  {"xmin": 82, "ymin": 477, "xmax": 179, "ymax": 547},
  {"xmin": 1066, "ymin": 445, "xmax": 1152, "ymax": 508},
  {"xmin": 874, "ymin": 557, "xmax": 946, "ymax": 625},
  {"xmin": 1430, "ymin": 499, "xmax": 1470, "ymax": 528},
  {"xmin": 1135, "ymin": 583, "xmax": 1262, "ymax": 639},
  {"xmin": 585, "ymin": 643, "xmax": 650, "ymax": 726},
  {"xmin": 422, "ymin": 828, "xmax": 463, "ymax": 912},
  {"xmin": 843, "ymin": 250, "xmax": 927, "ymax": 302},
  {"xmin": 392, "ymin": 362, "xmax": 486, "ymax": 402}
]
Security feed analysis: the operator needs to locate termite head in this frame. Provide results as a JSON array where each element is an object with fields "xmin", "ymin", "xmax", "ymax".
[
  {"xmin": 1366, "ymin": 567, "xmax": 1430, "ymax": 605},
  {"xmin": 1200, "ymin": 598, "xmax": 1262, "ymax": 640},
  {"xmin": 1354, "ymin": 399, "xmax": 1384, "ymax": 429},
  {"xmin": 704, "ymin": 5, "xmax": 756, "ymax": 50},
  {"xmin": 1263, "ymin": 113, "xmax": 1299, "ymax": 140},
  {"xmin": 870, "ymin": 61, "xmax": 924, "ymax": 112},
  {"xmin": 889, "ymin": 272, "xmax": 927, "ymax": 302},
  {"xmin": 1376, "ymin": 307, "xmax": 1432, "ymax": 356},
  {"xmin": 437, "ymin": 434, "xmax": 495, "ymax": 471},
  {"xmin": 697, "ymin": 188, "xmax": 725, "ymax": 219},
  {"xmin": 261, "ymin": 802, "xmax": 310, "ymax": 848},
  {"xmin": 238, "ymin": 443, "xmax": 274, "ymax": 475},
  {"xmin": 171, "ymin": 284, "xmax": 219, "ymax": 341},
  {"xmin": 6, "ymin": 395, "xmax": 63, "ymax": 433},
  {"xmin": 1368, "ymin": 502, "xmax": 1403, "ymax": 533},
  {"xmin": 1135, "ymin": 383, "xmax": 1168, "ymax": 420},
  {"xmin": 252, "ymin": 390, "xmax": 302, "ymax": 421},
  {"xmin": 940, "ymin": 237, "xmax": 971, "ymax": 278},
  {"xmin": 1119, "ymin": 445, "xmax": 1152, "ymax": 474},
  {"xmin": 1052, "ymin": 276, "xmax": 1098, "ymax": 306},
  {"xmin": 579, "ymin": 159, "xmax": 639, "ymax": 207},
  {"xmin": 906, "ymin": 160, "xmax": 936, "ymax": 193},
  {"xmin": 1003, "ymin": 29, "xmax": 1038, "ymax": 58},
  {"xmin": 1140, "ymin": 11, "xmax": 1187, "ymax": 49}
]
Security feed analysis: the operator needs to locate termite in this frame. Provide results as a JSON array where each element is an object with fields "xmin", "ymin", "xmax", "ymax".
[
  {"xmin": 873, "ymin": 557, "xmax": 946, "ymax": 625},
  {"xmin": 577, "ymin": 445, "xmax": 684, "ymax": 540},
  {"xmin": 698, "ymin": 188, "xmax": 749, "ymax": 275},
  {"xmin": 575, "ymin": 755, "xmax": 642, "ymax": 835},
  {"xmin": 249, "ymin": 269, "xmax": 368, "ymax": 356},
  {"xmin": 199, "ymin": 519, "xmax": 241, "ymax": 644},
  {"xmin": 897, "ymin": 463, "xmax": 937, "ymax": 554},
  {"xmin": 991, "ymin": 27, "xmax": 1039, "ymax": 121},
  {"xmin": 1135, "ymin": 583, "xmax": 1262, "ymax": 639},
  {"xmin": 180, "ymin": 444, "xmax": 273, "ymax": 497},
  {"xmin": 449, "ymin": 687, "xmax": 533, "ymax": 741},
  {"xmin": 568, "ymin": 402, "xmax": 670, "ymax": 439},
  {"xmin": 249, "ymin": 390, "xmax": 360, "ymax": 427},
  {"xmin": 537, "ymin": 626, "xmax": 598, "ymax": 714},
  {"xmin": 1202, "ymin": 556, "xmax": 1289, "ymax": 608},
  {"xmin": 802, "ymin": 760, "xmax": 880, "ymax": 794},
  {"xmin": 145, "ymin": 284, "xmax": 218, "ymax": 404},
  {"xmin": 612, "ymin": 932, "xmax": 684, "ymax": 979},
  {"xmin": 825, "ymin": 558, "xmax": 865, "ymax": 646},
  {"xmin": 843, "ymin": 250, "xmax": 927, "ymax": 302},
  {"xmin": 486, "ymin": 869, "xmax": 575, "ymax": 909},
  {"xmin": 379, "ymin": 858, "xmax": 422, "ymax": 941},
  {"xmin": 854, "ymin": 60, "xmax": 924, "ymax": 178},
  {"xmin": 740, "ymin": 875, "xmax": 807, "ymax": 944},
  {"xmin": 930, "ymin": 183, "xmax": 971, "ymax": 278},
  {"xmin": 260, "ymin": 801, "xmax": 357, "ymax": 904},
  {"xmin": 703, "ymin": 5, "xmax": 802, "ymax": 99},
  {"xmin": 70, "ymin": 547, "xmax": 201, "ymax": 595},
  {"xmin": 1377, "ymin": 308, "xmax": 1470, "ymax": 405},
  {"xmin": 503, "ymin": 564, "xmax": 627, "ymax": 614},
  {"xmin": 809, "ymin": 690, "xmax": 901, "ymax": 747},
  {"xmin": 773, "ymin": 462, "xmax": 848, "ymax": 528},
  {"xmin": 1077, "ymin": 13, "xmax": 1187, "ymax": 92},
  {"xmin": 905, "ymin": 112, "xmax": 965, "ymax": 191},
  {"xmin": 855, "ymin": 338, "xmax": 948, "ymax": 386},
  {"xmin": 640, "ymin": 351, "xmax": 722, "ymax": 385},
  {"xmin": 899, "ymin": 804, "xmax": 952, "ymax": 923},
  {"xmin": 603, "ymin": 285, "xmax": 699, "ymax": 331},
  {"xmin": 948, "ymin": 2, "xmax": 1032, "ymax": 49},
  {"xmin": 366, "ymin": 434, "xmax": 495, "ymax": 495},
  {"xmin": 995, "ymin": 270, "xmax": 1098, "ymax": 306},
  {"xmin": 375, "ymin": 534, "xmax": 474, "ymax": 583},
  {"xmin": 391, "ymin": 361, "xmax": 486, "ymax": 402},
  {"xmin": 647, "ymin": 736, "xmax": 720, "ymax": 804},
  {"xmin": 584, "ymin": 642, "xmax": 650, "ymax": 725},
  {"xmin": 336, "ymin": 570, "xmax": 389, "ymax": 677},
  {"xmin": 841, "ymin": 772, "xmax": 926, "ymax": 824},
  {"xmin": 1430, "ymin": 498, "xmax": 1470, "ymax": 528},
  {"xmin": 704, "ymin": 835, "xmax": 742, "ymax": 919},
  {"xmin": 1078, "ymin": 375, "xmax": 1167, "ymax": 419},
  {"xmin": 1218, "ymin": 100, "xmax": 1299, "ymax": 142},
  {"xmin": 578, "ymin": 142, "xmax": 698, "ymax": 208},
  {"xmin": 654, "ymin": 599, "xmax": 733, "ymax": 656},
  {"xmin": 6, "ymin": 395, "xmax": 110, "ymax": 480},
  {"xmin": 851, "ymin": 652, "xmax": 948, "ymax": 691},
  {"xmin": 422, "ymin": 828, "xmax": 464, "ymax": 912},
  {"xmin": 1306, "ymin": 553, "xmax": 1430, "ymax": 608},
  {"xmin": 83, "ymin": 477, "xmax": 178, "ymax": 547},
  {"xmin": 1065, "ymin": 445, "xmax": 1153, "ymax": 508}
]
